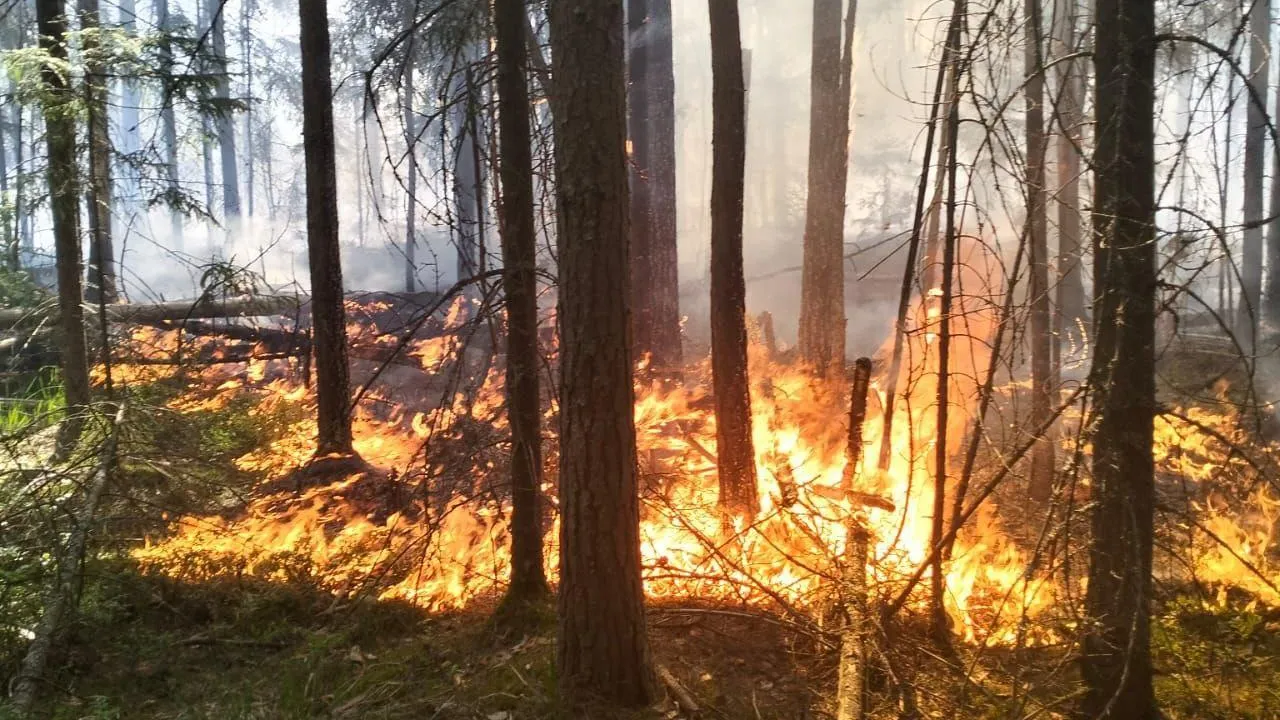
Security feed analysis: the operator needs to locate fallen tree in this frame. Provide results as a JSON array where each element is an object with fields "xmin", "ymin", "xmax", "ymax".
[{"xmin": 0, "ymin": 295, "xmax": 302, "ymax": 328}]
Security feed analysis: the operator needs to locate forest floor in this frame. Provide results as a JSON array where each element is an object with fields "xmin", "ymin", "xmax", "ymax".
[{"xmin": 9, "ymin": 332, "xmax": 1280, "ymax": 718}]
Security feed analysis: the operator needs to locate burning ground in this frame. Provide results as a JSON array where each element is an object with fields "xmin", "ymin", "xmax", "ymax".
[{"xmin": 6, "ymin": 288, "xmax": 1280, "ymax": 718}]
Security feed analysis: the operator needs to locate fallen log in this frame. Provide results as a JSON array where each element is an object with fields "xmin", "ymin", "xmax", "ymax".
[{"xmin": 0, "ymin": 295, "xmax": 302, "ymax": 328}]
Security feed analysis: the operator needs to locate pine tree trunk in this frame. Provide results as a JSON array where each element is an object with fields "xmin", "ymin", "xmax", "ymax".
[
  {"xmin": 798, "ymin": 0, "xmax": 855, "ymax": 375},
  {"xmin": 298, "ymin": 0, "xmax": 354, "ymax": 458},
  {"xmin": 242, "ymin": 0, "xmax": 254, "ymax": 218},
  {"xmin": 494, "ymin": 0, "xmax": 547, "ymax": 612},
  {"xmin": 403, "ymin": 0, "xmax": 417, "ymax": 292},
  {"xmin": 12, "ymin": 81, "xmax": 26, "ymax": 265},
  {"xmin": 210, "ymin": 0, "xmax": 240, "ymax": 230},
  {"xmin": 37, "ymin": 0, "xmax": 92, "ymax": 451},
  {"xmin": 1239, "ymin": 0, "xmax": 1268, "ymax": 347},
  {"xmin": 1080, "ymin": 0, "xmax": 1158, "ymax": 716},
  {"xmin": 0, "ymin": 75, "xmax": 10, "ymax": 269},
  {"xmin": 81, "ymin": 0, "xmax": 118, "ymax": 304},
  {"xmin": 628, "ymin": 0, "xmax": 681, "ymax": 372},
  {"xmin": 1267, "ymin": 41, "xmax": 1280, "ymax": 328},
  {"xmin": 452, "ymin": 49, "xmax": 483, "ymax": 284},
  {"xmin": 1052, "ymin": 0, "xmax": 1087, "ymax": 344},
  {"xmin": 118, "ymin": 0, "xmax": 141, "ymax": 228},
  {"xmin": 708, "ymin": 0, "xmax": 757, "ymax": 519},
  {"xmin": 1025, "ymin": 0, "xmax": 1053, "ymax": 500},
  {"xmin": 549, "ymin": 0, "xmax": 654, "ymax": 705},
  {"xmin": 156, "ymin": 0, "xmax": 182, "ymax": 250}
]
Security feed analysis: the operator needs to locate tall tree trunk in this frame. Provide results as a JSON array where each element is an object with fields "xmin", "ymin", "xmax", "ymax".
[
  {"xmin": 1080, "ymin": 0, "xmax": 1157, "ymax": 716},
  {"xmin": 210, "ymin": 0, "xmax": 240, "ymax": 232},
  {"xmin": 628, "ymin": 0, "xmax": 681, "ymax": 372},
  {"xmin": 402, "ymin": 0, "xmax": 417, "ymax": 292},
  {"xmin": 1267, "ymin": 40, "xmax": 1280, "ymax": 328},
  {"xmin": 117, "ymin": 0, "xmax": 141, "ymax": 233},
  {"xmin": 81, "ymin": 0, "xmax": 117, "ymax": 304},
  {"xmin": 798, "ymin": 0, "xmax": 857, "ymax": 375},
  {"xmin": 298, "ymin": 0, "xmax": 354, "ymax": 458},
  {"xmin": 242, "ymin": 0, "xmax": 254, "ymax": 218},
  {"xmin": 452, "ymin": 49, "xmax": 483, "ymax": 283},
  {"xmin": 13, "ymin": 81, "xmax": 27, "ymax": 265},
  {"xmin": 1025, "ymin": 0, "xmax": 1053, "ymax": 500},
  {"xmin": 1239, "ymin": 0, "xmax": 1267, "ymax": 348},
  {"xmin": 1053, "ymin": 0, "xmax": 1086, "ymax": 345},
  {"xmin": 494, "ymin": 0, "xmax": 548, "ymax": 615},
  {"xmin": 0, "ymin": 73, "xmax": 10, "ymax": 270},
  {"xmin": 549, "ymin": 0, "xmax": 654, "ymax": 705},
  {"xmin": 156, "ymin": 0, "xmax": 182, "ymax": 250},
  {"xmin": 37, "ymin": 0, "xmax": 92, "ymax": 452},
  {"xmin": 708, "ymin": 0, "xmax": 757, "ymax": 519},
  {"xmin": 930, "ymin": 40, "xmax": 961, "ymax": 644}
]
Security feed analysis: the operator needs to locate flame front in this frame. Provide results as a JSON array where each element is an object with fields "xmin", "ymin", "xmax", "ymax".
[{"xmin": 124, "ymin": 270, "xmax": 1121, "ymax": 647}]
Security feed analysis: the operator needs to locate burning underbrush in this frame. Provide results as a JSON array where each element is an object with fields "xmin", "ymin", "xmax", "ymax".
[{"xmin": 111, "ymin": 293, "xmax": 1280, "ymax": 654}]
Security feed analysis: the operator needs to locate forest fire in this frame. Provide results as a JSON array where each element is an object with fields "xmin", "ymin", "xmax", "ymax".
[{"xmin": 123, "ymin": 279, "xmax": 1076, "ymax": 648}]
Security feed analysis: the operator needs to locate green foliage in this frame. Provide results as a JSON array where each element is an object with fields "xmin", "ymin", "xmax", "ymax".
[
  {"xmin": 0, "ymin": 369, "xmax": 65, "ymax": 436},
  {"xmin": 1155, "ymin": 594, "xmax": 1280, "ymax": 719},
  {"xmin": 0, "ymin": 266, "xmax": 49, "ymax": 310}
]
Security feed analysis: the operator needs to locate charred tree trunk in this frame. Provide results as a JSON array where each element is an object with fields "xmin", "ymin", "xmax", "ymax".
[
  {"xmin": 549, "ymin": 0, "xmax": 654, "ymax": 706},
  {"xmin": 81, "ymin": 0, "xmax": 117, "ymax": 304},
  {"xmin": 37, "ymin": 0, "xmax": 91, "ymax": 452},
  {"xmin": 494, "ymin": 0, "xmax": 547, "ymax": 615},
  {"xmin": 1025, "ymin": 0, "xmax": 1053, "ymax": 501},
  {"xmin": 930, "ymin": 49, "xmax": 961, "ymax": 644},
  {"xmin": 298, "ymin": 0, "xmax": 354, "ymax": 458},
  {"xmin": 1080, "ymin": 0, "xmax": 1158, "ymax": 716},
  {"xmin": 209, "ymin": 0, "xmax": 240, "ymax": 231},
  {"xmin": 156, "ymin": 0, "xmax": 182, "ymax": 250},
  {"xmin": 1239, "ymin": 0, "xmax": 1267, "ymax": 347},
  {"xmin": 1052, "ymin": 0, "xmax": 1087, "ymax": 346},
  {"xmin": 708, "ymin": 0, "xmax": 757, "ymax": 519},
  {"xmin": 797, "ymin": 0, "xmax": 856, "ymax": 375},
  {"xmin": 627, "ymin": 0, "xmax": 681, "ymax": 372}
]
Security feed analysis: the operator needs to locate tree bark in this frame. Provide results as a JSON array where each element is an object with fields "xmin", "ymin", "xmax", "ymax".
[
  {"xmin": 549, "ymin": 0, "xmax": 654, "ymax": 705},
  {"xmin": 1239, "ymin": 0, "xmax": 1267, "ymax": 347},
  {"xmin": 1025, "ymin": 0, "xmax": 1053, "ymax": 501},
  {"xmin": 797, "ymin": 0, "xmax": 856, "ymax": 375},
  {"xmin": 298, "ymin": 0, "xmax": 354, "ymax": 457},
  {"xmin": 627, "ymin": 0, "xmax": 682, "ymax": 372},
  {"xmin": 494, "ymin": 0, "xmax": 548, "ymax": 613},
  {"xmin": 156, "ymin": 0, "xmax": 182, "ymax": 250},
  {"xmin": 37, "ymin": 0, "xmax": 92, "ymax": 453},
  {"xmin": 1079, "ymin": 0, "xmax": 1158, "ymax": 716},
  {"xmin": 708, "ymin": 0, "xmax": 757, "ymax": 519},
  {"xmin": 81, "ymin": 0, "xmax": 118, "ymax": 304},
  {"xmin": 210, "ymin": 0, "xmax": 241, "ymax": 231}
]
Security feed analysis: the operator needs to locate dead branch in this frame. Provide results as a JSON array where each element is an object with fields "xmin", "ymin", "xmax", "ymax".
[
  {"xmin": 656, "ymin": 664, "xmax": 700, "ymax": 716},
  {"xmin": 8, "ymin": 402, "xmax": 127, "ymax": 716}
]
